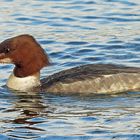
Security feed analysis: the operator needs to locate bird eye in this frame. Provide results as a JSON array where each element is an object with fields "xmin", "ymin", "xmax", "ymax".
[{"xmin": 5, "ymin": 48, "xmax": 10, "ymax": 53}]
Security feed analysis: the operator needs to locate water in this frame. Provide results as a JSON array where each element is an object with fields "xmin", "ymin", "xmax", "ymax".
[{"xmin": 0, "ymin": 0, "xmax": 140, "ymax": 139}]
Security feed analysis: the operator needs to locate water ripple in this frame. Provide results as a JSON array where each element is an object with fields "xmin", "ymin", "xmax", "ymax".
[{"xmin": 0, "ymin": 0, "xmax": 139, "ymax": 139}]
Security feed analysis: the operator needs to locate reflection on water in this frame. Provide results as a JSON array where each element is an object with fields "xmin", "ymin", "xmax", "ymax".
[
  {"xmin": 0, "ymin": 89, "xmax": 140, "ymax": 139},
  {"xmin": 0, "ymin": 92, "xmax": 45, "ymax": 138},
  {"xmin": 0, "ymin": 0, "xmax": 140, "ymax": 139}
]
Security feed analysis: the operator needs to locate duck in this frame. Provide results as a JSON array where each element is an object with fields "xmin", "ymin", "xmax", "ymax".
[{"xmin": 0, "ymin": 34, "xmax": 139, "ymax": 94}]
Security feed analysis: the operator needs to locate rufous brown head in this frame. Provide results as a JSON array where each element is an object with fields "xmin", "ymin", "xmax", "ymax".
[{"xmin": 0, "ymin": 34, "xmax": 50, "ymax": 77}]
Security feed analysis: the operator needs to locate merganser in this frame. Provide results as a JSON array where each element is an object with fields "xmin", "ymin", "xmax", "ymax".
[{"xmin": 0, "ymin": 34, "xmax": 140, "ymax": 94}]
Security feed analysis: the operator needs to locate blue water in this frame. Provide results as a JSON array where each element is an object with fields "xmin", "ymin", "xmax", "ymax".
[{"xmin": 0, "ymin": 0, "xmax": 140, "ymax": 139}]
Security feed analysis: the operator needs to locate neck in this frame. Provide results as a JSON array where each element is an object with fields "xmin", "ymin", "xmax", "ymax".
[
  {"xmin": 14, "ymin": 64, "xmax": 41, "ymax": 78},
  {"xmin": 7, "ymin": 72, "xmax": 41, "ymax": 91}
]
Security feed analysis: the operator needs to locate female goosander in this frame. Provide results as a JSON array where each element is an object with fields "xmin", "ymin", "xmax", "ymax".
[{"xmin": 0, "ymin": 34, "xmax": 140, "ymax": 94}]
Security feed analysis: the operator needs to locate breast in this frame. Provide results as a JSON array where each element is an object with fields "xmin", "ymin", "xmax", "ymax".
[{"xmin": 41, "ymin": 64, "xmax": 140, "ymax": 94}]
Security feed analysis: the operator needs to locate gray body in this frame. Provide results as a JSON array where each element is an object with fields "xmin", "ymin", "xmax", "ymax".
[{"xmin": 41, "ymin": 64, "xmax": 140, "ymax": 94}]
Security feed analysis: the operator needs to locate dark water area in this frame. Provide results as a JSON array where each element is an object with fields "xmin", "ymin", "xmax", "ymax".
[{"xmin": 0, "ymin": 0, "xmax": 140, "ymax": 139}]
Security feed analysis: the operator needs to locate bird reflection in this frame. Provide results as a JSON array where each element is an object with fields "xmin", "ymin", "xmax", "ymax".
[
  {"xmin": 2, "ymin": 89, "xmax": 54, "ymax": 138},
  {"xmin": 12, "ymin": 91, "xmax": 52, "ymax": 121}
]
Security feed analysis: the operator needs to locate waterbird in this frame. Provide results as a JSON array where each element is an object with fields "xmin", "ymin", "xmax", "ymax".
[{"xmin": 0, "ymin": 34, "xmax": 140, "ymax": 94}]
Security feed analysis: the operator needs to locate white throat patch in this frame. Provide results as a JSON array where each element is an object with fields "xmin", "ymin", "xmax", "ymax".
[
  {"xmin": 0, "ymin": 57, "xmax": 12, "ymax": 64},
  {"xmin": 7, "ymin": 73, "xmax": 41, "ymax": 91}
]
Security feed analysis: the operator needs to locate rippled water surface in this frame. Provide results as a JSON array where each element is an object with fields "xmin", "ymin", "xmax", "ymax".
[{"xmin": 0, "ymin": 0, "xmax": 140, "ymax": 139}]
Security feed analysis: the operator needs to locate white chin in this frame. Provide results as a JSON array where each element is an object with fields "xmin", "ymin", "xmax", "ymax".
[{"xmin": 0, "ymin": 58, "xmax": 12, "ymax": 64}]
